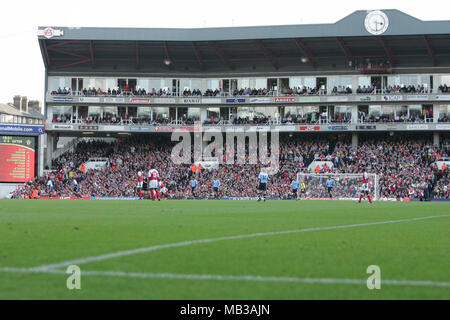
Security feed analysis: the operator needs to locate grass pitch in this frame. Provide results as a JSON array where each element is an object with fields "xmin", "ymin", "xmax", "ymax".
[{"xmin": 0, "ymin": 199, "xmax": 449, "ymax": 300}]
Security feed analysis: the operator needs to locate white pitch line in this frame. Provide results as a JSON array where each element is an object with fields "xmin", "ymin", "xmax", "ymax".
[
  {"xmin": 31, "ymin": 214, "xmax": 450, "ymax": 271},
  {"xmin": 1, "ymin": 267, "xmax": 450, "ymax": 288}
]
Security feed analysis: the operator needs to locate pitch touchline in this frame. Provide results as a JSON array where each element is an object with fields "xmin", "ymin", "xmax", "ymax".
[
  {"xmin": 1, "ymin": 267, "xmax": 449, "ymax": 288},
  {"xmin": 31, "ymin": 214, "xmax": 450, "ymax": 271}
]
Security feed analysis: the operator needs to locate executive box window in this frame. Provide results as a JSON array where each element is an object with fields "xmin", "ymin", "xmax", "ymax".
[
  {"xmin": 439, "ymin": 105, "xmax": 450, "ymax": 122},
  {"xmin": 52, "ymin": 106, "xmax": 72, "ymax": 122},
  {"xmin": 152, "ymin": 107, "xmax": 169, "ymax": 122},
  {"xmin": 206, "ymin": 108, "xmax": 220, "ymax": 121},
  {"xmin": 187, "ymin": 107, "xmax": 200, "ymax": 121}
]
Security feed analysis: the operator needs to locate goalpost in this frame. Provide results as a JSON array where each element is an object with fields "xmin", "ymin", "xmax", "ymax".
[{"xmin": 296, "ymin": 172, "xmax": 379, "ymax": 201}]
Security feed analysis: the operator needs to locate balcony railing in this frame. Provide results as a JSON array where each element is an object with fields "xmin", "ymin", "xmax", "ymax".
[{"xmin": 48, "ymin": 88, "xmax": 449, "ymax": 98}]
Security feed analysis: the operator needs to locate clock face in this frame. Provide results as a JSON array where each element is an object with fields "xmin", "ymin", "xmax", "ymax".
[{"xmin": 364, "ymin": 10, "xmax": 389, "ymax": 35}]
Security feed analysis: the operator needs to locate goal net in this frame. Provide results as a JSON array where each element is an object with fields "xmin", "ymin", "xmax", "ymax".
[{"xmin": 296, "ymin": 173, "xmax": 379, "ymax": 201}]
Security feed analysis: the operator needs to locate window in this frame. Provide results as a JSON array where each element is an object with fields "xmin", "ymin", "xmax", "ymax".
[
  {"xmin": 52, "ymin": 106, "xmax": 72, "ymax": 121},
  {"xmin": 285, "ymin": 107, "xmax": 299, "ymax": 117},
  {"xmin": 289, "ymin": 78, "xmax": 302, "ymax": 89},
  {"xmin": 48, "ymin": 77, "xmax": 71, "ymax": 91},
  {"xmin": 137, "ymin": 107, "xmax": 151, "ymax": 117},
  {"xmin": 409, "ymin": 105, "xmax": 422, "ymax": 118},
  {"xmin": 335, "ymin": 106, "xmax": 352, "ymax": 117},
  {"xmin": 152, "ymin": 107, "xmax": 169, "ymax": 119},
  {"xmin": 328, "ymin": 77, "xmax": 352, "ymax": 89},
  {"xmin": 238, "ymin": 79, "xmax": 250, "ymax": 90},
  {"xmin": 187, "ymin": 107, "xmax": 200, "ymax": 121},
  {"xmin": 207, "ymin": 79, "xmax": 220, "ymax": 90},
  {"xmin": 255, "ymin": 78, "xmax": 266, "ymax": 90},
  {"xmin": 368, "ymin": 105, "xmax": 381, "ymax": 118},
  {"xmin": 88, "ymin": 106, "xmax": 102, "ymax": 117},
  {"xmin": 206, "ymin": 108, "xmax": 220, "ymax": 119},
  {"xmin": 304, "ymin": 77, "xmax": 316, "ymax": 89},
  {"xmin": 358, "ymin": 76, "xmax": 371, "ymax": 87}
]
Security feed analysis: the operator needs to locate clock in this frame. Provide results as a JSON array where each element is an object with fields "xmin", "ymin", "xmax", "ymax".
[{"xmin": 364, "ymin": 10, "xmax": 389, "ymax": 35}]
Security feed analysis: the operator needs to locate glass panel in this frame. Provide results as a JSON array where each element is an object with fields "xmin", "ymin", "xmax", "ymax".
[
  {"xmin": 137, "ymin": 107, "xmax": 151, "ymax": 118},
  {"xmin": 206, "ymin": 108, "xmax": 220, "ymax": 119},
  {"xmin": 207, "ymin": 79, "xmax": 220, "ymax": 90},
  {"xmin": 301, "ymin": 106, "xmax": 320, "ymax": 122},
  {"xmin": 255, "ymin": 78, "xmax": 266, "ymax": 89},
  {"xmin": 303, "ymin": 77, "xmax": 316, "ymax": 90},
  {"xmin": 284, "ymin": 106, "xmax": 299, "ymax": 117},
  {"xmin": 368, "ymin": 105, "xmax": 381, "ymax": 120},
  {"xmin": 438, "ymin": 106, "xmax": 449, "ymax": 121},
  {"xmin": 48, "ymin": 77, "xmax": 71, "ymax": 92},
  {"xmin": 88, "ymin": 106, "xmax": 102, "ymax": 117},
  {"xmin": 395, "ymin": 106, "xmax": 408, "ymax": 121},
  {"xmin": 409, "ymin": 105, "xmax": 422, "ymax": 119},
  {"xmin": 238, "ymin": 79, "xmax": 250, "ymax": 90},
  {"xmin": 103, "ymin": 106, "xmax": 118, "ymax": 116},
  {"xmin": 52, "ymin": 106, "xmax": 72, "ymax": 122},
  {"xmin": 290, "ymin": 78, "xmax": 301, "ymax": 89},
  {"xmin": 187, "ymin": 107, "xmax": 200, "ymax": 121},
  {"xmin": 358, "ymin": 76, "xmax": 371, "ymax": 87},
  {"xmin": 152, "ymin": 107, "xmax": 170, "ymax": 122}
]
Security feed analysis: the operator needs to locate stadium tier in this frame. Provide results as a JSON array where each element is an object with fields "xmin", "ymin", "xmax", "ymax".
[
  {"xmin": 11, "ymin": 133, "xmax": 450, "ymax": 200},
  {"xmin": 14, "ymin": 9, "xmax": 450, "ymax": 199}
]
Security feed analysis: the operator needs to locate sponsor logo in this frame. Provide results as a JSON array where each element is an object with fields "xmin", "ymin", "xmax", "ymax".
[
  {"xmin": 102, "ymin": 125, "xmax": 124, "ymax": 131},
  {"xmin": 299, "ymin": 97, "xmax": 321, "ymax": 103},
  {"xmin": 129, "ymin": 98, "xmax": 151, "ymax": 103},
  {"xmin": 79, "ymin": 97, "xmax": 100, "ymax": 103},
  {"xmin": 52, "ymin": 97, "xmax": 73, "ymax": 102},
  {"xmin": 201, "ymin": 98, "xmax": 222, "ymax": 104},
  {"xmin": 328, "ymin": 125, "xmax": 348, "ymax": 131},
  {"xmin": 436, "ymin": 124, "xmax": 450, "ymax": 130},
  {"xmin": 359, "ymin": 96, "xmax": 375, "ymax": 102},
  {"xmin": 275, "ymin": 97, "xmax": 295, "ymax": 103},
  {"xmin": 0, "ymin": 124, "xmax": 44, "ymax": 135},
  {"xmin": 382, "ymin": 95, "xmax": 403, "ymax": 101},
  {"xmin": 79, "ymin": 125, "xmax": 98, "ymax": 130},
  {"xmin": 104, "ymin": 98, "xmax": 125, "ymax": 103},
  {"xmin": 299, "ymin": 125, "xmax": 320, "ymax": 131},
  {"xmin": 356, "ymin": 125, "xmax": 376, "ymax": 130},
  {"xmin": 435, "ymin": 95, "xmax": 450, "ymax": 101},
  {"xmin": 130, "ymin": 126, "xmax": 151, "ymax": 131},
  {"xmin": 406, "ymin": 124, "xmax": 428, "ymax": 130},
  {"xmin": 226, "ymin": 98, "xmax": 246, "ymax": 103},
  {"xmin": 406, "ymin": 95, "xmax": 429, "ymax": 101},
  {"xmin": 328, "ymin": 96, "xmax": 348, "ymax": 102},
  {"xmin": 276, "ymin": 125, "xmax": 296, "ymax": 132},
  {"xmin": 53, "ymin": 125, "xmax": 73, "ymax": 130},
  {"xmin": 249, "ymin": 98, "xmax": 272, "ymax": 103},
  {"xmin": 183, "ymin": 98, "xmax": 201, "ymax": 104},
  {"xmin": 154, "ymin": 98, "xmax": 176, "ymax": 104},
  {"xmin": 37, "ymin": 27, "xmax": 64, "ymax": 39}
]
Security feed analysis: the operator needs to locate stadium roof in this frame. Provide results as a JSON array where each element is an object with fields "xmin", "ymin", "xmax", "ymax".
[{"xmin": 38, "ymin": 9, "xmax": 450, "ymax": 75}]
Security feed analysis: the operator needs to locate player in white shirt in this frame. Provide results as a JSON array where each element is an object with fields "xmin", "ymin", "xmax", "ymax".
[
  {"xmin": 358, "ymin": 172, "xmax": 373, "ymax": 203},
  {"xmin": 137, "ymin": 170, "xmax": 144, "ymax": 189},
  {"xmin": 148, "ymin": 167, "xmax": 160, "ymax": 201}
]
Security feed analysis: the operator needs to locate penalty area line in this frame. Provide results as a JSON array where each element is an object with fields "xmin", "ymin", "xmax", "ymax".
[
  {"xmin": 32, "ymin": 214, "xmax": 450, "ymax": 271},
  {"xmin": 0, "ymin": 267, "xmax": 450, "ymax": 288}
]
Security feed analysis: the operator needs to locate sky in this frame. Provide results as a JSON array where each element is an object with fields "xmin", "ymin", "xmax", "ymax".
[{"xmin": 0, "ymin": 0, "xmax": 449, "ymax": 106}]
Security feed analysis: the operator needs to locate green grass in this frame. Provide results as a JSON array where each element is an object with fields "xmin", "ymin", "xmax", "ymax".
[{"xmin": 0, "ymin": 199, "xmax": 449, "ymax": 299}]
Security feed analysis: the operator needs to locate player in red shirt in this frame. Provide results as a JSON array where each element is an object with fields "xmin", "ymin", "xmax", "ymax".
[
  {"xmin": 159, "ymin": 181, "xmax": 167, "ymax": 200},
  {"xmin": 358, "ymin": 172, "xmax": 372, "ymax": 203},
  {"xmin": 148, "ymin": 166, "xmax": 160, "ymax": 201}
]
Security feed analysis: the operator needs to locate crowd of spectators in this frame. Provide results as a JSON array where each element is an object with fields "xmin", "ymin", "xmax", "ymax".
[
  {"xmin": 50, "ymin": 83, "xmax": 448, "ymax": 98},
  {"xmin": 11, "ymin": 134, "xmax": 449, "ymax": 201}
]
